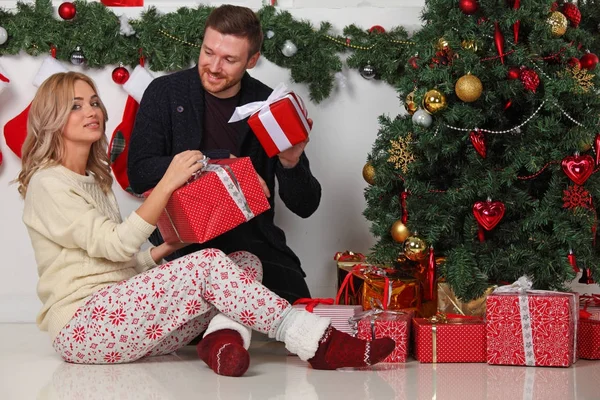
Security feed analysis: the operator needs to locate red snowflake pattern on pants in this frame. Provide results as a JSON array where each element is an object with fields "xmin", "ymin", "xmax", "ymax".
[{"xmin": 53, "ymin": 250, "xmax": 288, "ymax": 364}]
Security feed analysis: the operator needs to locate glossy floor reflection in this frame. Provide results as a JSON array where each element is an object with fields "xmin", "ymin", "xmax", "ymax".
[{"xmin": 1, "ymin": 324, "xmax": 598, "ymax": 399}]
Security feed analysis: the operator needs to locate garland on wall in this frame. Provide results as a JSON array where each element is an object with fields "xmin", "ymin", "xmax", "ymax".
[{"xmin": 0, "ymin": 0, "xmax": 416, "ymax": 103}]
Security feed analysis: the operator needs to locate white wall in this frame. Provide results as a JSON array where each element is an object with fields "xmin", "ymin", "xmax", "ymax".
[{"xmin": 0, "ymin": 1, "xmax": 424, "ymax": 322}]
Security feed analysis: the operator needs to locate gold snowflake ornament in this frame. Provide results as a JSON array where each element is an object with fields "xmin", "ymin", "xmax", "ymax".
[
  {"xmin": 388, "ymin": 133, "xmax": 416, "ymax": 173},
  {"xmin": 562, "ymin": 65, "xmax": 595, "ymax": 93}
]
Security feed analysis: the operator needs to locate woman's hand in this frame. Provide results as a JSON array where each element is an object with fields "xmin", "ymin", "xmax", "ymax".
[
  {"xmin": 158, "ymin": 150, "xmax": 206, "ymax": 195},
  {"xmin": 150, "ymin": 242, "xmax": 189, "ymax": 263}
]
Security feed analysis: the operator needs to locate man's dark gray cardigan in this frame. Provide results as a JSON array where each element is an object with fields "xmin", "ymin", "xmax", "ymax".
[{"xmin": 127, "ymin": 67, "xmax": 321, "ymax": 302}]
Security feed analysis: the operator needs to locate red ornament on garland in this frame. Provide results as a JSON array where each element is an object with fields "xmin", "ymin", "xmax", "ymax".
[
  {"xmin": 469, "ymin": 129, "xmax": 486, "ymax": 158},
  {"xmin": 507, "ymin": 66, "xmax": 520, "ymax": 80},
  {"xmin": 561, "ymin": 154, "xmax": 595, "ymax": 185},
  {"xmin": 520, "ymin": 67, "xmax": 539, "ymax": 92},
  {"xmin": 459, "ymin": 0, "xmax": 479, "ymax": 15},
  {"xmin": 580, "ymin": 52, "xmax": 599, "ymax": 71},
  {"xmin": 567, "ymin": 57, "xmax": 581, "ymax": 69},
  {"xmin": 369, "ymin": 25, "xmax": 386, "ymax": 34},
  {"xmin": 112, "ymin": 65, "xmax": 130, "ymax": 85},
  {"xmin": 58, "ymin": 2, "xmax": 76, "ymax": 20},
  {"xmin": 562, "ymin": 3, "xmax": 581, "ymax": 27},
  {"xmin": 408, "ymin": 56, "xmax": 419, "ymax": 69}
]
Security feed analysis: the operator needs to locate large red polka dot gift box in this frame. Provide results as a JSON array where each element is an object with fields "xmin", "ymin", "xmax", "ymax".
[{"xmin": 146, "ymin": 157, "xmax": 270, "ymax": 243}]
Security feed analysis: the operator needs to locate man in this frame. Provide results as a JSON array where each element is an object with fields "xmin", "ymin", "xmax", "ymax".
[{"xmin": 127, "ymin": 4, "xmax": 321, "ymax": 304}]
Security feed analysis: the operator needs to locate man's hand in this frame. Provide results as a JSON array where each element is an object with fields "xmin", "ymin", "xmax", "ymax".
[{"xmin": 278, "ymin": 118, "xmax": 313, "ymax": 169}]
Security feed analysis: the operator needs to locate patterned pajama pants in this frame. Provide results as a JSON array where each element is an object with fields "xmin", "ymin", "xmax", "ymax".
[{"xmin": 53, "ymin": 249, "xmax": 291, "ymax": 364}]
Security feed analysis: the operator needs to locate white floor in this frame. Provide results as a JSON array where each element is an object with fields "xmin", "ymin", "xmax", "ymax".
[{"xmin": 1, "ymin": 324, "xmax": 599, "ymax": 400}]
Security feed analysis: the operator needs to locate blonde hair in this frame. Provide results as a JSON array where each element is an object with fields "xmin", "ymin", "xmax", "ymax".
[{"xmin": 16, "ymin": 72, "xmax": 112, "ymax": 198}]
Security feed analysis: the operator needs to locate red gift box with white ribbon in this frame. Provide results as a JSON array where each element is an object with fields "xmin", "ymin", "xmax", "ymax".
[
  {"xmin": 229, "ymin": 83, "xmax": 310, "ymax": 157},
  {"xmin": 486, "ymin": 277, "xmax": 578, "ymax": 367},
  {"xmin": 145, "ymin": 157, "xmax": 270, "ymax": 243}
]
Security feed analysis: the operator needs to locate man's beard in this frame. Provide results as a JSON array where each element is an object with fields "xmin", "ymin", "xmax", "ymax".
[{"xmin": 200, "ymin": 68, "xmax": 239, "ymax": 95}]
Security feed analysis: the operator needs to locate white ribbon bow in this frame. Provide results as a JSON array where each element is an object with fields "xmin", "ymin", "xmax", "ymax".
[
  {"xmin": 228, "ymin": 82, "xmax": 290, "ymax": 123},
  {"xmin": 492, "ymin": 276, "xmax": 533, "ymax": 293}
]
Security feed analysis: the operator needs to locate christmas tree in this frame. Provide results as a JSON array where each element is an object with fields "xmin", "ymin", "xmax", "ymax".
[{"xmin": 364, "ymin": 0, "xmax": 600, "ymax": 300}]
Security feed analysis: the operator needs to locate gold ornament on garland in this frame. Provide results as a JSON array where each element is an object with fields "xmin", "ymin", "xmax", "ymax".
[
  {"xmin": 461, "ymin": 39, "xmax": 478, "ymax": 52},
  {"xmin": 455, "ymin": 73, "xmax": 483, "ymax": 102},
  {"xmin": 423, "ymin": 89, "xmax": 447, "ymax": 114},
  {"xmin": 404, "ymin": 91, "xmax": 418, "ymax": 115},
  {"xmin": 559, "ymin": 64, "xmax": 595, "ymax": 93},
  {"xmin": 547, "ymin": 11, "xmax": 568, "ymax": 37},
  {"xmin": 390, "ymin": 220, "xmax": 411, "ymax": 243},
  {"xmin": 388, "ymin": 133, "xmax": 416, "ymax": 173},
  {"xmin": 436, "ymin": 38, "xmax": 450, "ymax": 51},
  {"xmin": 404, "ymin": 235, "xmax": 427, "ymax": 261},
  {"xmin": 362, "ymin": 162, "xmax": 376, "ymax": 185}
]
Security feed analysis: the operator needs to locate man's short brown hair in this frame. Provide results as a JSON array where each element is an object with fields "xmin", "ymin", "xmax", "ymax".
[{"xmin": 204, "ymin": 5, "xmax": 263, "ymax": 58}]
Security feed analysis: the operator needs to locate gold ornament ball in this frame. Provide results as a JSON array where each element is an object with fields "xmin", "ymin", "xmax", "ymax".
[
  {"xmin": 404, "ymin": 235, "xmax": 427, "ymax": 261},
  {"xmin": 404, "ymin": 91, "xmax": 418, "ymax": 115},
  {"xmin": 461, "ymin": 39, "xmax": 478, "ymax": 52},
  {"xmin": 455, "ymin": 74, "xmax": 483, "ymax": 102},
  {"xmin": 362, "ymin": 162, "xmax": 376, "ymax": 185},
  {"xmin": 580, "ymin": 141, "xmax": 592, "ymax": 152},
  {"xmin": 391, "ymin": 220, "xmax": 411, "ymax": 243},
  {"xmin": 547, "ymin": 11, "xmax": 568, "ymax": 37},
  {"xmin": 423, "ymin": 89, "xmax": 447, "ymax": 114}
]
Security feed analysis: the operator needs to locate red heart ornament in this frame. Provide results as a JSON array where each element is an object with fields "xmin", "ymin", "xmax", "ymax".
[
  {"xmin": 473, "ymin": 201, "xmax": 505, "ymax": 231},
  {"xmin": 470, "ymin": 129, "xmax": 486, "ymax": 158},
  {"xmin": 561, "ymin": 154, "xmax": 595, "ymax": 185}
]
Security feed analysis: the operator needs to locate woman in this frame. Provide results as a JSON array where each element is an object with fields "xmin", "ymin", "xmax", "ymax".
[{"xmin": 17, "ymin": 72, "xmax": 394, "ymax": 377}]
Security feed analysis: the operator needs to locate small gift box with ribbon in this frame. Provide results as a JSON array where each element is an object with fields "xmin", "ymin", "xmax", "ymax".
[
  {"xmin": 229, "ymin": 83, "xmax": 310, "ymax": 157},
  {"xmin": 292, "ymin": 298, "xmax": 361, "ymax": 335},
  {"xmin": 361, "ymin": 267, "xmax": 421, "ymax": 313},
  {"xmin": 335, "ymin": 251, "xmax": 369, "ymax": 306},
  {"xmin": 352, "ymin": 302, "xmax": 412, "ymax": 363},
  {"xmin": 437, "ymin": 282, "xmax": 496, "ymax": 318},
  {"xmin": 580, "ymin": 294, "xmax": 600, "ymax": 321},
  {"xmin": 146, "ymin": 157, "xmax": 270, "ymax": 243},
  {"xmin": 412, "ymin": 313, "xmax": 486, "ymax": 363},
  {"xmin": 486, "ymin": 277, "xmax": 578, "ymax": 367}
]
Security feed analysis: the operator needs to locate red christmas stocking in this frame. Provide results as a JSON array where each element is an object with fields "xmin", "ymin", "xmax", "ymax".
[
  {"xmin": 0, "ymin": 64, "xmax": 9, "ymax": 166},
  {"xmin": 3, "ymin": 56, "xmax": 66, "ymax": 158},
  {"xmin": 108, "ymin": 65, "xmax": 154, "ymax": 195}
]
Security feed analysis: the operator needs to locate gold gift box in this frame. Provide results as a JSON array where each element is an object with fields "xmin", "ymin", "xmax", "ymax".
[
  {"xmin": 437, "ymin": 282, "xmax": 496, "ymax": 317},
  {"xmin": 361, "ymin": 272, "xmax": 421, "ymax": 312}
]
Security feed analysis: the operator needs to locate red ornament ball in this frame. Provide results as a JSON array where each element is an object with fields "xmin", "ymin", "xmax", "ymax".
[
  {"xmin": 520, "ymin": 67, "xmax": 540, "ymax": 93},
  {"xmin": 459, "ymin": 0, "xmax": 479, "ymax": 15},
  {"xmin": 562, "ymin": 3, "xmax": 581, "ymax": 28},
  {"xmin": 368, "ymin": 25, "xmax": 385, "ymax": 34},
  {"xmin": 58, "ymin": 2, "xmax": 76, "ymax": 20},
  {"xmin": 580, "ymin": 53, "xmax": 599, "ymax": 70},
  {"xmin": 567, "ymin": 57, "xmax": 581, "ymax": 69},
  {"xmin": 112, "ymin": 66, "xmax": 130, "ymax": 85},
  {"xmin": 507, "ymin": 67, "xmax": 520, "ymax": 80}
]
